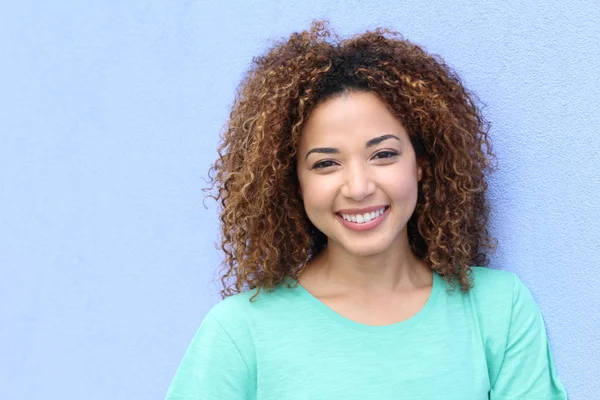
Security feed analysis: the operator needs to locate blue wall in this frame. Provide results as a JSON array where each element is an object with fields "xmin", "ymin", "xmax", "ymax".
[{"xmin": 2, "ymin": 1, "xmax": 598, "ymax": 399}]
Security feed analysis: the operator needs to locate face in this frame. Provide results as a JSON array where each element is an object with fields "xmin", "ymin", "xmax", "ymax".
[{"xmin": 296, "ymin": 90, "xmax": 422, "ymax": 258}]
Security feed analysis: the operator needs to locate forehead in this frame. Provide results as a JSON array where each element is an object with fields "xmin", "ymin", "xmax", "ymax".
[{"xmin": 299, "ymin": 91, "xmax": 406, "ymax": 146}]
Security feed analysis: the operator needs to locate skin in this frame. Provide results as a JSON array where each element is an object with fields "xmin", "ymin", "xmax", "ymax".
[{"xmin": 296, "ymin": 91, "xmax": 433, "ymax": 325}]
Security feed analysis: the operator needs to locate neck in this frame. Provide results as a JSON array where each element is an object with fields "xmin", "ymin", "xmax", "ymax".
[{"xmin": 302, "ymin": 233, "xmax": 432, "ymax": 296}]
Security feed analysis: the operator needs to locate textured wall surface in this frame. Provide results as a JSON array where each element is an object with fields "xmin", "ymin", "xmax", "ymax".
[{"xmin": 1, "ymin": 1, "xmax": 598, "ymax": 399}]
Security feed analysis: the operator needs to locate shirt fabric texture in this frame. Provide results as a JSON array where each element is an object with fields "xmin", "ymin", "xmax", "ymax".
[{"xmin": 165, "ymin": 267, "xmax": 567, "ymax": 399}]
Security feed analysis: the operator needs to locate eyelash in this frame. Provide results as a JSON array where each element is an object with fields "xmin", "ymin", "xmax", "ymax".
[{"xmin": 311, "ymin": 151, "xmax": 399, "ymax": 170}]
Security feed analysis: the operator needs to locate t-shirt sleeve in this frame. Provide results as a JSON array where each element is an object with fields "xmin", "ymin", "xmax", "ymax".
[
  {"xmin": 165, "ymin": 310, "xmax": 254, "ymax": 400},
  {"xmin": 490, "ymin": 274, "xmax": 568, "ymax": 399}
]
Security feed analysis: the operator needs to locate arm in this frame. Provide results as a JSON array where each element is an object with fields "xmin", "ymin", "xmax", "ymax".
[
  {"xmin": 490, "ymin": 274, "xmax": 568, "ymax": 399},
  {"xmin": 165, "ymin": 311, "xmax": 254, "ymax": 400}
]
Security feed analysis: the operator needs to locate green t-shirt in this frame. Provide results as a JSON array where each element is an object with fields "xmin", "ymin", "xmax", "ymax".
[{"xmin": 165, "ymin": 267, "xmax": 567, "ymax": 399}]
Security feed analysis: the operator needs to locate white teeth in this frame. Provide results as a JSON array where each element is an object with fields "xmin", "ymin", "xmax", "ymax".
[{"xmin": 340, "ymin": 207, "xmax": 386, "ymax": 224}]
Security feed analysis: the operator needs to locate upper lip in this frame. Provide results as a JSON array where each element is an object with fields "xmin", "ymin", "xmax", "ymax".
[{"xmin": 335, "ymin": 205, "xmax": 388, "ymax": 214}]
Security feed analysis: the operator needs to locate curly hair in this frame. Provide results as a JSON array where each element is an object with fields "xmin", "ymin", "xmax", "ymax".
[{"xmin": 205, "ymin": 20, "xmax": 496, "ymax": 299}]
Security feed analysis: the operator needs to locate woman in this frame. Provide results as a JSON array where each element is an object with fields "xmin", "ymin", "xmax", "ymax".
[{"xmin": 166, "ymin": 21, "xmax": 567, "ymax": 399}]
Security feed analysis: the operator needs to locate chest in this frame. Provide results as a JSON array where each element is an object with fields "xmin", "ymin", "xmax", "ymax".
[{"xmin": 255, "ymin": 326, "xmax": 490, "ymax": 400}]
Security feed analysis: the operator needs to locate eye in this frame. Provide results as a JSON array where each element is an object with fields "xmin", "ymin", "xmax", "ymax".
[
  {"xmin": 311, "ymin": 160, "xmax": 337, "ymax": 169},
  {"xmin": 373, "ymin": 150, "xmax": 398, "ymax": 159}
]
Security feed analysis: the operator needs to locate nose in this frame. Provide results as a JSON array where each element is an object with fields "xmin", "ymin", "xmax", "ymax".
[{"xmin": 340, "ymin": 161, "xmax": 376, "ymax": 201}]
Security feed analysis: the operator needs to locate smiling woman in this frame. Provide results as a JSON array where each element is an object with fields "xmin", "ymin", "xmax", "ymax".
[
  {"xmin": 165, "ymin": 20, "xmax": 567, "ymax": 399},
  {"xmin": 297, "ymin": 91, "xmax": 422, "ymax": 263}
]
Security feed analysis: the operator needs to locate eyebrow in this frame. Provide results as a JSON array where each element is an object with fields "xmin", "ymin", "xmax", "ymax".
[{"xmin": 304, "ymin": 134, "xmax": 401, "ymax": 160}]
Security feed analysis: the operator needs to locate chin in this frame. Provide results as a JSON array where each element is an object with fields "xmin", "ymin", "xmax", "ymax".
[{"xmin": 337, "ymin": 238, "xmax": 396, "ymax": 258}]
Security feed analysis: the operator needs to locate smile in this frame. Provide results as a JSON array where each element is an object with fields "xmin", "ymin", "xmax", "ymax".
[{"xmin": 335, "ymin": 206, "xmax": 390, "ymax": 232}]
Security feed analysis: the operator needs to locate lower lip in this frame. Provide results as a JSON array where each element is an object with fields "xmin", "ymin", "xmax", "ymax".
[{"xmin": 335, "ymin": 207, "xmax": 390, "ymax": 232}]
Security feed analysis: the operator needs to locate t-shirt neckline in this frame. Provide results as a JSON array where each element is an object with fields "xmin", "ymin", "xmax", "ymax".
[{"xmin": 286, "ymin": 270, "xmax": 442, "ymax": 334}]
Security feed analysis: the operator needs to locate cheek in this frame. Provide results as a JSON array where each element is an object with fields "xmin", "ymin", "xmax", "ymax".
[
  {"xmin": 388, "ymin": 181, "xmax": 418, "ymax": 203},
  {"xmin": 382, "ymin": 166, "xmax": 420, "ymax": 199},
  {"xmin": 302, "ymin": 179, "xmax": 336, "ymax": 211}
]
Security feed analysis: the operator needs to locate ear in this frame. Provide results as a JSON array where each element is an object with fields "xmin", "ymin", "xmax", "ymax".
[{"xmin": 417, "ymin": 165, "xmax": 423, "ymax": 182}]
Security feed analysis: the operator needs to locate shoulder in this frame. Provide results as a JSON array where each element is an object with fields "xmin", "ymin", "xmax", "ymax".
[
  {"xmin": 202, "ymin": 288, "xmax": 260, "ymax": 340},
  {"xmin": 193, "ymin": 288, "xmax": 268, "ymax": 373},
  {"xmin": 469, "ymin": 266, "xmax": 517, "ymax": 292},
  {"xmin": 466, "ymin": 268, "xmax": 567, "ymax": 396},
  {"xmin": 208, "ymin": 282, "xmax": 293, "ymax": 323},
  {"xmin": 465, "ymin": 266, "xmax": 537, "ymax": 322},
  {"xmin": 207, "ymin": 288, "xmax": 259, "ymax": 324},
  {"xmin": 198, "ymin": 282, "xmax": 299, "ymax": 364},
  {"xmin": 464, "ymin": 267, "xmax": 550, "ymax": 381},
  {"xmin": 466, "ymin": 266, "xmax": 528, "ymax": 309},
  {"xmin": 461, "ymin": 267, "xmax": 537, "ymax": 348},
  {"xmin": 165, "ymin": 289, "xmax": 273, "ymax": 398},
  {"xmin": 203, "ymin": 281, "xmax": 297, "ymax": 340},
  {"xmin": 467, "ymin": 266, "xmax": 538, "ymax": 313}
]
